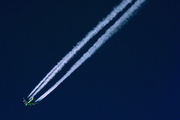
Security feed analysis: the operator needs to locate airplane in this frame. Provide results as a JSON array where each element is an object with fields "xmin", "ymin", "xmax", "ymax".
[{"xmin": 23, "ymin": 97, "xmax": 37, "ymax": 106}]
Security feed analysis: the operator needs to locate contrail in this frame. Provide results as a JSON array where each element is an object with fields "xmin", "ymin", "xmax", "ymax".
[
  {"xmin": 28, "ymin": 0, "xmax": 132, "ymax": 99},
  {"xmin": 35, "ymin": 0, "xmax": 146, "ymax": 102}
]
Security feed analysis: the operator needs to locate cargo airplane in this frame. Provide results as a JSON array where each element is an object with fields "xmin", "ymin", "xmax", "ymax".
[{"xmin": 23, "ymin": 97, "xmax": 37, "ymax": 106}]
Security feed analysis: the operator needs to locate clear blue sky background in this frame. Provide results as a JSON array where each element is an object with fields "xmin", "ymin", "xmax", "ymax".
[{"xmin": 1, "ymin": 0, "xmax": 180, "ymax": 119}]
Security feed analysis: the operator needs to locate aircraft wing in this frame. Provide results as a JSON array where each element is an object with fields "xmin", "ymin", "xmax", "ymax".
[
  {"xmin": 31, "ymin": 103, "xmax": 38, "ymax": 105},
  {"xmin": 23, "ymin": 98, "xmax": 28, "ymax": 104}
]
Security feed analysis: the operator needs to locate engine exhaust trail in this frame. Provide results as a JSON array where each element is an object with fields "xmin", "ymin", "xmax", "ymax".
[
  {"xmin": 28, "ymin": 0, "xmax": 133, "ymax": 99},
  {"xmin": 35, "ymin": 0, "xmax": 146, "ymax": 102}
]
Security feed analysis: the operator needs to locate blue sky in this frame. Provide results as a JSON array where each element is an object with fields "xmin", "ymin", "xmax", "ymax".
[{"xmin": 1, "ymin": 0, "xmax": 180, "ymax": 119}]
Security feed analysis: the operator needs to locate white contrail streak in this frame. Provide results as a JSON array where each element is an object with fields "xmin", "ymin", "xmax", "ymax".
[
  {"xmin": 28, "ymin": 0, "xmax": 132, "ymax": 99},
  {"xmin": 35, "ymin": 0, "xmax": 146, "ymax": 102}
]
